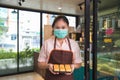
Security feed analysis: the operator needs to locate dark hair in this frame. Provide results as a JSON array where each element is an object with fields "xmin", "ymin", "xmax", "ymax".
[{"xmin": 52, "ymin": 15, "xmax": 69, "ymax": 28}]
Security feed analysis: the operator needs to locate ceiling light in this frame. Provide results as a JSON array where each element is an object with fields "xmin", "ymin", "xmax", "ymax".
[
  {"xmin": 80, "ymin": 6, "xmax": 82, "ymax": 10},
  {"xmin": 18, "ymin": 0, "xmax": 25, "ymax": 6},
  {"xmin": 22, "ymin": 0, "xmax": 25, "ymax": 2},
  {"xmin": 58, "ymin": 7, "xmax": 62, "ymax": 10},
  {"xmin": 11, "ymin": 9, "xmax": 17, "ymax": 14},
  {"xmin": 18, "ymin": 1, "xmax": 22, "ymax": 6}
]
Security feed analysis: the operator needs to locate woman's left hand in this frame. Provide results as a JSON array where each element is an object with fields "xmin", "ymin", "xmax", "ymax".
[{"xmin": 65, "ymin": 64, "xmax": 75, "ymax": 75}]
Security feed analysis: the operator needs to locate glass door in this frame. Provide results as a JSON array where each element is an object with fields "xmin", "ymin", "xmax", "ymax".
[
  {"xmin": 19, "ymin": 10, "xmax": 40, "ymax": 72},
  {"xmin": 97, "ymin": 0, "xmax": 120, "ymax": 79},
  {"xmin": 0, "ymin": 8, "xmax": 41, "ymax": 75},
  {"xmin": 0, "ymin": 7, "xmax": 18, "ymax": 75}
]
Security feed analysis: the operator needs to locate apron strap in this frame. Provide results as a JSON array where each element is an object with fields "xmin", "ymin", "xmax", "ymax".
[
  {"xmin": 67, "ymin": 38, "xmax": 72, "ymax": 51},
  {"xmin": 54, "ymin": 37, "xmax": 72, "ymax": 51},
  {"xmin": 54, "ymin": 37, "xmax": 57, "ymax": 49}
]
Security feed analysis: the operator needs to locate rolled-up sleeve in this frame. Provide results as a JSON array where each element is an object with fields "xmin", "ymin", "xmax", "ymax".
[
  {"xmin": 38, "ymin": 42, "xmax": 47, "ymax": 62},
  {"xmin": 73, "ymin": 42, "xmax": 83, "ymax": 64}
]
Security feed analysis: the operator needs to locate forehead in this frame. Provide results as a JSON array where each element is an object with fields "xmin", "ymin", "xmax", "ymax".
[{"xmin": 54, "ymin": 19, "xmax": 68, "ymax": 25}]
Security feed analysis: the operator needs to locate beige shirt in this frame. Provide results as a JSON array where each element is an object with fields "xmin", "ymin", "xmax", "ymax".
[{"xmin": 38, "ymin": 36, "xmax": 82, "ymax": 64}]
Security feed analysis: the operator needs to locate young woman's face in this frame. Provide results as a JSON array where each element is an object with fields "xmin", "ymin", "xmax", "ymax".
[
  {"xmin": 53, "ymin": 19, "xmax": 69, "ymax": 38},
  {"xmin": 54, "ymin": 19, "xmax": 69, "ymax": 29}
]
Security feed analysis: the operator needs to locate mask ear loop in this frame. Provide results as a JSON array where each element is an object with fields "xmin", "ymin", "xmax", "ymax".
[
  {"xmin": 62, "ymin": 29, "xmax": 69, "ymax": 38},
  {"xmin": 52, "ymin": 27, "xmax": 56, "ymax": 36},
  {"xmin": 52, "ymin": 29, "xmax": 54, "ymax": 35}
]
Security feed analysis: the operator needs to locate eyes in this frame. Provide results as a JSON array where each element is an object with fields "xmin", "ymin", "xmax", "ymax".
[
  {"xmin": 55, "ymin": 26, "xmax": 66, "ymax": 29},
  {"xmin": 54, "ymin": 20, "xmax": 68, "ymax": 29}
]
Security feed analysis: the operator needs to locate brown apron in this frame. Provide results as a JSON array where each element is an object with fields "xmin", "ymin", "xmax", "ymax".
[{"xmin": 45, "ymin": 37, "xmax": 74, "ymax": 80}]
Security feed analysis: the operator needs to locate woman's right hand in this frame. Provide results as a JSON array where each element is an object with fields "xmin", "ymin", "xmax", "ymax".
[{"xmin": 48, "ymin": 63, "xmax": 59, "ymax": 75}]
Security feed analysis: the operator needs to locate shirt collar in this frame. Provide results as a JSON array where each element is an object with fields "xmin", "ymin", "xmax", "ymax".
[{"xmin": 52, "ymin": 36, "xmax": 68, "ymax": 47}]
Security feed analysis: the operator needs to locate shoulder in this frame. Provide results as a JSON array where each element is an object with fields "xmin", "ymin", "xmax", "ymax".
[
  {"xmin": 69, "ymin": 39, "xmax": 78, "ymax": 46},
  {"xmin": 69, "ymin": 38, "xmax": 80, "ymax": 50},
  {"xmin": 44, "ymin": 36, "xmax": 54, "ymax": 45}
]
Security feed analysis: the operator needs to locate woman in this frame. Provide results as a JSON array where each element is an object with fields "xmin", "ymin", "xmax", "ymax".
[{"xmin": 38, "ymin": 15, "xmax": 82, "ymax": 80}]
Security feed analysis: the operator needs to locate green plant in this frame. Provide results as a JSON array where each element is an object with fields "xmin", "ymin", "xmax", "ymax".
[
  {"xmin": 19, "ymin": 47, "xmax": 40, "ymax": 58},
  {"xmin": 0, "ymin": 49, "xmax": 17, "ymax": 59},
  {"xmin": 0, "ymin": 48, "xmax": 40, "ymax": 59}
]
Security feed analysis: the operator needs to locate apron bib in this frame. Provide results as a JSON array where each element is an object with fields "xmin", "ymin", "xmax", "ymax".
[{"xmin": 45, "ymin": 37, "xmax": 74, "ymax": 80}]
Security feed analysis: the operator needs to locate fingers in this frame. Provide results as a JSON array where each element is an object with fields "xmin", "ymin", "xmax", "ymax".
[
  {"xmin": 65, "ymin": 64, "xmax": 75, "ymax": 75},
  {"xmin": 71, "ymin": 64, "xmax": 75, "ymax": 72},
  {"xmin": 65, "ymin": 72, "xmax": 72, "ymax": 75},
  {"xmin": 48, "ymin": 64, "xmax": 59, "ymax": 75},
  {"xmin": 48, "ymin": 64, "xmax": 75, "ymax": 75}
]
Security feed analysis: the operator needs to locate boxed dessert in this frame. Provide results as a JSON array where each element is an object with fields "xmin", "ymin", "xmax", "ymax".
[{"xmin": 53, "ymin": 64, "xmax": 72, "ymax": 73}]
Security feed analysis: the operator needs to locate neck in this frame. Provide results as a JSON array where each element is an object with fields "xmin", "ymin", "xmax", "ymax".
[
  {"xmin": 56, "ymin": 36, "xmax": 67, "ymax": 41},
  {"xmin": 57, "ymin": 38, "xmax": 65, "ymax": 40},
  {"xmin": 56, "ymin": 37, "xmax": 66, "ymax": 46}
]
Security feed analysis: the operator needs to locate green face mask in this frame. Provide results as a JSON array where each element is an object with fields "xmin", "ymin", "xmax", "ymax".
[{"xmin": 54, "ymin": 29, "xmax": 68, "ymax": 38}]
